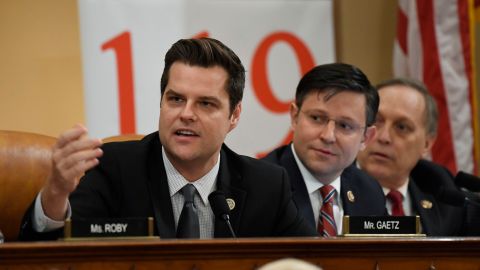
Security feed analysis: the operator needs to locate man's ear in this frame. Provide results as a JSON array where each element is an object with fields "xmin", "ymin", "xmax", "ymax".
[
  {"xmin": 359, "ymin": 125, "xmax": 377, "ymax": 151},
  {"xmin": 290, "ymin": 102, "xmax": 300, "ymax": 129},
  {"xmin": 229, "ymin": 102, "xmax": 242, "ymax": 132},
  {"xmin": 421, "ymin": 134, "xmax": 437, "ymax": 158}
]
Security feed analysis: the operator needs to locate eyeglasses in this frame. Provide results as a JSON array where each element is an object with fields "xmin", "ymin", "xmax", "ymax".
[{"xmin": 300, "ymin": 110, "xmax": 366, "ymax": 136}]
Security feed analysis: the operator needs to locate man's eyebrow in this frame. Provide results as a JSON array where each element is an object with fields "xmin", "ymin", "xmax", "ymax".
[
  {"xmin": 303, "ymin": 109, "xmax": 327, "ymax": 114},
  {"xmin": 165, "ymin": 90, "xmax": 190, "ymax": 101},
  {"xmin": 163, "ymin": 90, "xmax": 221, "ymax": 105},
  {"xmin": 164, "ymin": 89, "xmax": 182, "ymax": 96},
  {"xmin": 305, "ymin": 109, "xmax": 360, "ymax": 122},
  {"xmin": 199, "ymin": 96, "xmax": 221, "ymax": 103}
]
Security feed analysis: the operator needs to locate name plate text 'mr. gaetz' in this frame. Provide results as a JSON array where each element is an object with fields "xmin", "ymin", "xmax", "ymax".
[
  {"xmin": 342, "ymin": 216, "xmax": 424, "ymax": 237},
  {"xmin": 63, "ymin": 217, "xmax": 156, "ymax": 240}
]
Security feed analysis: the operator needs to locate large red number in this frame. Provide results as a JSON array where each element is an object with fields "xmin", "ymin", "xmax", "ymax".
[
  {"xmin": 251, "ymin": 32, "xmax": 315, "ymax": 157},
  {"xmin": 102, "ymin": 31, "xmax": 136, "ymax": 134}
]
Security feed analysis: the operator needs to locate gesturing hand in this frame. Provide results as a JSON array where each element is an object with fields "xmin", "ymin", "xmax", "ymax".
[{"xmin": 41, "ymin": 124, "xmax": 103, "ymax": 220}]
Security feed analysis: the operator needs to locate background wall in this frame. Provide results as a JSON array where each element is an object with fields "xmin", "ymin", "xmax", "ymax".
[
  {"xmin": 0, "ymin": 0, "xmax": 83, "ymax": 136},
  {"xmin": 335, "ymin": 0, "xmax": 397, "ymax": 82},
  {"xmin": 0, "ymin": 0, "xmax": 396, "ymax": 137}
]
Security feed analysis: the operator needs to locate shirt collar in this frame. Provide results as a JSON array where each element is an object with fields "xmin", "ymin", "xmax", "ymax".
[
  {"xmin": 381, "ymin": 178, "xmax": 410, "ymax": 198},
  {"xmin": 162, "ymin": 147, "xmax": 219, "ymax": 204},
  {"xmin": 356, "ymin": 161, "xmax": 409, "ymax": 197}
]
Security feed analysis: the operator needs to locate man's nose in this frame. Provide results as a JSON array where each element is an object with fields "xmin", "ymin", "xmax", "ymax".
[
  {"xmin": 179, "ymin": 102, "xmax": 197, "ymax": 122},
  {"xmin": 319, "ymin": 119, "xmax": 336, "ymax": 143},
  {"xmin": 376, "ymin": 125, "xmax": 391, "ymax": 144}
]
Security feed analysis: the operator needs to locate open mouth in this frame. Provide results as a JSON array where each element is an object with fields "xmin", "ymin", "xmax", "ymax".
[{"xmin": 175, "ymin": 129, "xmax": 198, "ymax": 137}]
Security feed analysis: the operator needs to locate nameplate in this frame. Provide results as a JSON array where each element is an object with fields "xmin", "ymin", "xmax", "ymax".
[
  {"xmin": 63, "ymin": 217, "xmax": 156, "ymax": 240},
  {"xmin": 342, "ymin": 216, "xmax": 424, "ymax": 237}
]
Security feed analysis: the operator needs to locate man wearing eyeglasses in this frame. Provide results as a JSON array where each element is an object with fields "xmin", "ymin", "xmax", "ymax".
[{"xmin": 263, "ymin": 63, "xmax": 386, "ymax": 236}]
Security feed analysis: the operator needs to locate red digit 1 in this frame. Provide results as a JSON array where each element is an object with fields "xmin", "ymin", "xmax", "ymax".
[
  {"xmin": 101, "ymin": 31, "xmax": 136, "ymax": 134},
  {"xmin": 251, "ymin": 32, "xmax": 315, "ymax": 158},
  {"xmin": 192, "ymin": 31, "xmax": 209, "ymax": 38}
]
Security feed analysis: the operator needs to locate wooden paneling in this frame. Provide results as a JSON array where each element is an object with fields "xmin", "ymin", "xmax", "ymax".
[{"xmin": 1, "ymin": 237, "xmax": 480, "ymax": 270}]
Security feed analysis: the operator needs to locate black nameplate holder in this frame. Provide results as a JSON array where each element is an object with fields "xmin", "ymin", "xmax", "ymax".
[
  {"xmin": 342, "ymin": 215, "xmax": 424, "ymax": 237},
  {"xmin": 63, "ymin": 217, "xmax": 158, "ymax": 241}
]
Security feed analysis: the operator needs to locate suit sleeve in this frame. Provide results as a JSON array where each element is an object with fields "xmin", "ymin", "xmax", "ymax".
[{"xmin": 18, "ymin": 199, "xmax": 63, "ymax": 241}]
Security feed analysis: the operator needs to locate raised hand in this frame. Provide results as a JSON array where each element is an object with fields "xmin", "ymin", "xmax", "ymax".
[{"xmin": 41, "ymin": 124, "xmax": 103, "ymax": 220}]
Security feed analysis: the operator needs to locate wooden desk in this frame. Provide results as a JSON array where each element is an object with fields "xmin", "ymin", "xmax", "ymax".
[{"xmin": 1, "ymin": 237, "xmax": 480, "ymax": 270}]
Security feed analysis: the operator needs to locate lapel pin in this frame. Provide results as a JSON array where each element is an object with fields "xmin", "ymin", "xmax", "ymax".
[
  {"xmin": 421, "ymin": 200, "xmax": 433, "ymax": 209},
  {"xmin": 226, "ymin": 198, "xmax": 235, "ymax": 210},
  {"xmin": 347, "ymin": 190, "xmax": 355, "ymax": 203}
]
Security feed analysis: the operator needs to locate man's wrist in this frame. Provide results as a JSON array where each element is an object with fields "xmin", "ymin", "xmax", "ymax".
[{"xmin": 40, "ymin": 186, "xmax": 69, "ymax": 221}]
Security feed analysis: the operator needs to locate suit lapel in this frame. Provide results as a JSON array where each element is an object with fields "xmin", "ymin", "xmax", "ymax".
[
  {"xmin": 340, "ymin": 168, "xmax": 358, "ymax": 215},
  {"xmin": 146, "ymin": 136, "xmax": 176, "ymax": 238},
  {"xmin": 409, "ymin": 180, "xmax": 439, "ymax": 235},
  {"xmin": 214, "ymin": 147, "xmax": 247, "ymax": 238},
  {"xmin": 280, "ymin": 146, "xmax": 316, "ymax": 228}
]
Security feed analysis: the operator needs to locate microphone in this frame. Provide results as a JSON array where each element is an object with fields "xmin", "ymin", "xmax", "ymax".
[
  {"xmin": 436, "ymin": 187, "xmax": 466, "ymax": 206},
  {"xmin": 208, "ymin": 191, "xmax": 236, "ymax": 238},
  {"xmin": 455, "ymin": 171, "xmax": 480, "ymax": 192},
  {"xmin": 436, "ymin": 187, "xmax": 480, "ymax": 208},
  {"xmin": 436, "ymin": 187, "xmax": 480, "ymax": 236}
]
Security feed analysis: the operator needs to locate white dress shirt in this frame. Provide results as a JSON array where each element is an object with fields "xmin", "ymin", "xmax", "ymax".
[
  {"xmin": 163, "ymin": 148, "xmax": 218, "ymax": 238},
  {"xmin": 291, "ymin": 144, "xmax": 344, "ymax": 234}
]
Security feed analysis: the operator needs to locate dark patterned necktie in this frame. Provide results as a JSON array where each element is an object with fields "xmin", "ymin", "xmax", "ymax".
[
  {"xmin": 387, "ymin": 189, "xmax": 405, "ymax": 216},
  {"xmin": 176, "ymin": 184, "xmax": 200, "ymax": 238},
  {"xmin": 318, "ymin": 185, "xmax": 337, "ymax": 237}
]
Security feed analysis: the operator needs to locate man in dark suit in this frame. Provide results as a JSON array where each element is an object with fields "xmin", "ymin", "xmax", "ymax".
[
  {"xmin": 19, "ymin": 38, "xmax": 315, "ymax": 241},
  {"xmin": 263, "ymin": 63, "xmax": 386, "ymax": 236},
  {"xmin": 409, "ymin": 159, "xmax": 465, "ymax": 235},
  {"xmin": 356, "ymin": 78, "xmax": 464, "ymax": 236}
]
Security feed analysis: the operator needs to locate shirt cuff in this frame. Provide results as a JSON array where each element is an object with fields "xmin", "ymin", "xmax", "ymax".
[{"xmin": 32, "ymin": 190, "xmax": 71, "ymax": 232}]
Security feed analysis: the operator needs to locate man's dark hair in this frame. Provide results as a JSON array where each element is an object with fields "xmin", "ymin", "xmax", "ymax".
[
  {"xmin": 160, "ymin": 38, "xmax": 245, "ymax": 115},
  {"xmin": 376, "ymin": 78, "xmax": 438, "ymax": 136},
  {"xmin": 295, "ymin": 63, "xmax": 379, "ymax": 126}
]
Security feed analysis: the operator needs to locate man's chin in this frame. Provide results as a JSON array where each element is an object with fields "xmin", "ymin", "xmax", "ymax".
[
  {"xmin": 363, "ymin": 165, "xmax": 393, "ymax": 181},
  {"xmin": 171, "ymin": 152, "xmax": 198, "ymax": 162},
  {"xmin": 307, "ymin": 163, "xmax": 341, "ymax": 180},
  {"xmin": 164, "ymin": 146, "xmax": 197, "ymax": 161}
]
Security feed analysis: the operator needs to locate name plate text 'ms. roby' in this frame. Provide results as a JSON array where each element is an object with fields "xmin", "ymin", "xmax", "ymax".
[{"xmin": 64, "ymin": 217, "xmax": 155, "ymax": 239}]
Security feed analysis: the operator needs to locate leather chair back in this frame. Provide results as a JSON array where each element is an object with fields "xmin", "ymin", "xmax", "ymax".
[
  {"xmin": 103, "ymin": 134, "xmax": 144, "ymax": 143},
  {"xmin": 0, "ymin": 131, "xmax": 143, "ymax": 241},
  {"xmin": 0, "ymin": 130, "xmax": 56, "ymax": 241}
]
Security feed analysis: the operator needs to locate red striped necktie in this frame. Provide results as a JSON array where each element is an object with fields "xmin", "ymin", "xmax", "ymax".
[
  {"xmin": 387, "ymin": 189, "xmax": 405, "ymax": 216},
  {"xmin": 318, "ymin": 185, "xmax": 337, "ymax": 237}
]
